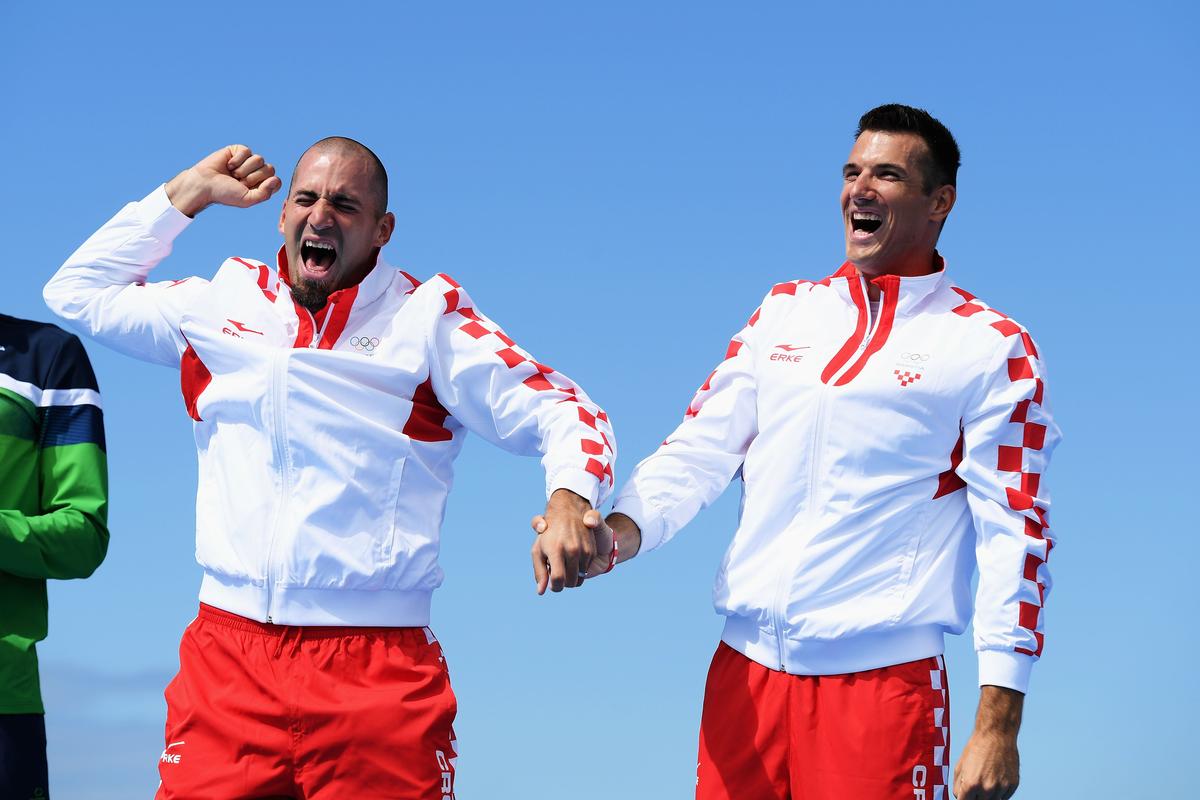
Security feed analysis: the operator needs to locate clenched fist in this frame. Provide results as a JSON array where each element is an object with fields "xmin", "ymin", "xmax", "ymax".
[{"xmin": 165, "ymin": 145, "xmax": 282, "ymax": 217}]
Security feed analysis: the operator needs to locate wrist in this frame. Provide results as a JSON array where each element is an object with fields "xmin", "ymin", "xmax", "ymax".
[
  {"xmin": 548, "ymin": 487, "xmax": 591, "ymax": 511},
  {"xmin": 606, "ymin": 512, "xmax": 641, "ymax": 563},
  {"xmin": 973, "ymin": 685, "xmax": 1024, "ymax": 737},
  {"xmin": 165, "ymin": 168, "xmax": 211, "ymax": 218}
]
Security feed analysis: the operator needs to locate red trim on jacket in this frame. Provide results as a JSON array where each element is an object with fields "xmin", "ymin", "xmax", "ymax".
[
  {"xmin": 820, "ymin": 266, "xmax": 869, "ymax": 384},
  {"xmin": 233, "ymin": 257, "xmax": 278, "ymax": 302},
  {"xmin": 833, "ymin": 274, "xmax": 900, "ymax": 387},
  {"xmin": 402, "ymin": 377, "xmax": 454, "ymax": 442},
  {"xmin": 933, "ymin": 429, "xmax": 967, "ymax": 499},
  {"xmin": 960, "ymin": 288, "xmax": 1053, "ymax": 658},
  {"xmin": 314, "ymin": 286, "xmax": 359, "ymax": 350},
  {"xmin": 180, "ymin": 344, "xmax": 212, "ymax": 422}
]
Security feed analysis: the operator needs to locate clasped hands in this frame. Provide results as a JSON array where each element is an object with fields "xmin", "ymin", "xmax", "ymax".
[{"xmin": 529, "ymin": 489, "xmax": 619, "ymax": 594}]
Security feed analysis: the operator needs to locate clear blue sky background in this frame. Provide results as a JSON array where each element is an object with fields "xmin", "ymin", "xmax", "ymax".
[{"xmin": 3, "ymin": 2, "xmax": 1195, "ymax": 797}]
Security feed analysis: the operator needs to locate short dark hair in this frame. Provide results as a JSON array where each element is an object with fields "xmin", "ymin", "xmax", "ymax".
[
  {"xmin": 290, "ymin": 136, "xmax": 389, "ymax": 215},
  {"xmin": 855, "ymin": 104, "xmax": 960, "ymax": 193}
]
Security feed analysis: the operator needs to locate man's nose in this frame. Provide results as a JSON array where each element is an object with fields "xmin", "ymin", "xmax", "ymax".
[
  {"xmin": 850, "ymin": 172, "xmax": 876, "ymax": 202},
  {"xmin": 309, "ymin": 199, "xmax": 335, "ymax": 228}
]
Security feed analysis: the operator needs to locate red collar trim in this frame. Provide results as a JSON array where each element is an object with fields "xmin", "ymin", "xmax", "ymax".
[{"xmin": 275, "ymin": 245, "xmax": 380, "ymax": 306}]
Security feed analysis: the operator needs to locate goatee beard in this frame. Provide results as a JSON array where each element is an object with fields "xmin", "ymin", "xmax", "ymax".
[{"xmin": 291, "ymin": 278, "xmax": 331, "ymax": 313}]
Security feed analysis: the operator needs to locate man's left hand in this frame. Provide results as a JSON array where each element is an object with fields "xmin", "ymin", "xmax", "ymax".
[
  {"xmin": 529, "ymin": 489, "xmax": 600, "ymax": 594},
  {"xmin": 954, "ymin": 685, "xmax": 1023, "ymax": 799}
]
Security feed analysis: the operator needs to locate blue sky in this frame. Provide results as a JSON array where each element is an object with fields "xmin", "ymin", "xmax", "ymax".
[{"xmin": 4, "ymin": 1, "xmax": 1195, "ymax": 796}]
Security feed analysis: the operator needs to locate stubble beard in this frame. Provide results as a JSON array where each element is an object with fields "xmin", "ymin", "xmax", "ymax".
[{"xmin": 290, "ymin": 277, "xmax": 331, "ymax": 314}]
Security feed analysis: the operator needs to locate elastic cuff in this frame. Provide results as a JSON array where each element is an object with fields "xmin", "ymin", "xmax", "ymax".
[
  {"xmin": 144, "ymin": 184, "xmax": 195, "ymax": 237},
  {"xmin": 547, "ymin": 467, "xmax": 602, "ymax": 508},
  {"xmin": 611, "ymin": 492, "xmax": 667, "ymax": 553},
  {"xmin": 977, "ymin": 649, "xmax": 1033, "ymax": 693}
]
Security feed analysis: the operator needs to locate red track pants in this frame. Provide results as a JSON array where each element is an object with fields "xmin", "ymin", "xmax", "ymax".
[
  {"xmin": 697, "ymin": 642, "xmax": 949, "ymax": 800},
  {"xmin": 156, "ymin": 604, "xmax": 457, "ymax": 799}
]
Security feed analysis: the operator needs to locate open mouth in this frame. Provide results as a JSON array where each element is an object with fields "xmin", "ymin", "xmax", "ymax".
[
  {"xmin": 300, "ymin": 240, "xmax": 337, "ymax": 272},
  {"xmin": 850, "ymin": 211, "xmax": 883, "ymax": 235}
]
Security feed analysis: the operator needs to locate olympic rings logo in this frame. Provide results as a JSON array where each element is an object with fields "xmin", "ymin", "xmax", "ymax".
[
  {"xmin": 899, "ymin": 352, "xmax": 931, "ymax": 362},
  {"xmin": 351, "ymin": 336, "xmax": 381, "ymax": 352}
]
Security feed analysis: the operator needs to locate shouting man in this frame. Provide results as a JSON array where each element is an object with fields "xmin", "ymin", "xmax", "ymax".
[{"xmin": 46, "ymin": 138, "xmax": 614, "ymax": 798}]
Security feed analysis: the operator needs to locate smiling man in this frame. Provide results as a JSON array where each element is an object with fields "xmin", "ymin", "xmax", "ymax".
[
  {"xmin": 45, "ymin": 138, "xmax": 614, "ymax": 799},
  {"xmin": 582, "ymin": 105, "xmax": 1061, "ymax": 799}
]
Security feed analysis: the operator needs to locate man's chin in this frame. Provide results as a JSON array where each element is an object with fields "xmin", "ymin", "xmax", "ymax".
[{"xmin": 291, "ymin": 275, "xmax": 333, "ymax": 313}]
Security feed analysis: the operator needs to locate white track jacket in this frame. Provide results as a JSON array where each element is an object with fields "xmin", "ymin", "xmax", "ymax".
[
  {"xmin": 45, "ymin": 186, "xmax": 615, "ymax": 627},
  {"xmin": 613, "ymin": 261, "xmax": 1059, "ymax": 692}
]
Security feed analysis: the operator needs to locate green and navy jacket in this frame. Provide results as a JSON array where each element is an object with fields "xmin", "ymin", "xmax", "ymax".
[{"xmin": 0, "ymin": 314, "xmax": 108, "ymax": 713}]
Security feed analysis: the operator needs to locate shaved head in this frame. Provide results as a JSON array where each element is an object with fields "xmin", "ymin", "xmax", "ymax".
[{"xmin": 289, "ymin": 136, "xmax": 388, "ymax": 215}]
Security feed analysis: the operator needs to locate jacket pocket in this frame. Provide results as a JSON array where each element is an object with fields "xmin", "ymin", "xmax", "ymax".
[
  {"xmin": 889, "ymin": 502, "xmax": 932, "ymax": 622},
  {"xmin": 378, "ymin": 456, "xmax": 407, "ymax": 560}
]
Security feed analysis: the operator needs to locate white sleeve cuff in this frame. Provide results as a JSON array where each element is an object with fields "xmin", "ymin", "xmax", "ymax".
[
  {"xmin": 143, "ymin": 184, "xmax": 195, "ymax": 239},
  {"xmin": 546, "ymin": 467, "xmax": 602, "ymax": 508},
  {"xmin": 977, "ymin": 649, "xmax": 1034, "ymax": 693},
  {"xmin": 612, "ymin": 491, "xmax": 667, "ymax": 553}
]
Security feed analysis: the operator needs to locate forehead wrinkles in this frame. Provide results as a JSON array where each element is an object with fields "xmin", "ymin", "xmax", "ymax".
[{"xmin": 291, "ymin": 153, "xmax": 373, "ymax": 201}]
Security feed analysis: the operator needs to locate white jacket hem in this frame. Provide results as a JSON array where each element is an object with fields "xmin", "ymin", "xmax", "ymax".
[
  {"xmin": 721, "ymin": 615, "xmax": 945, "ymax": 675},
  {"xmin": 200, "ymin": 572, "xmax": 433, "ymax": 627}
]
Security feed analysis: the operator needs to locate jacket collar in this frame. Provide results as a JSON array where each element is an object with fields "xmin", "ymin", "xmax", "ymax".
[
  {"xmin": 831, "ymin": 252, "xmax": 949, "ymax": 317},
  {"xmin": 274, "ymin": 245, "xmax": 396, "ymax": 312}
]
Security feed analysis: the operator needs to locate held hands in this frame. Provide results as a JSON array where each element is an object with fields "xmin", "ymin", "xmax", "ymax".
[
  {"xmin": 529, "ymin": 489, "xmax": 614, "ymax": 594},
  {"xmin": 165, "ymin": 145, "xmax": 283, "ymax": 217}
]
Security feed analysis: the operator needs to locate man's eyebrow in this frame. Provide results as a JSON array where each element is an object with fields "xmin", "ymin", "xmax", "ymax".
[
  {"xmin": 290, "ymin": 188, "xmax": 361, "ymax": 205},
  {"xmin": 843, "ymin": 161, "xmax": 909, "ymax": 175}
]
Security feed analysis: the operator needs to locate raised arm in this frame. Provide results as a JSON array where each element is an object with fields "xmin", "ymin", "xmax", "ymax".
[{"xmin": 44, "ymin": 146, "xmax": 281, "ymax": 365}]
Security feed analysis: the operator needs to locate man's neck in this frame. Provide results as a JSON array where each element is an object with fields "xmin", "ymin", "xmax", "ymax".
[{"xmin": 854, "ymin": 250, "xmax": 941, "ymax": 301}]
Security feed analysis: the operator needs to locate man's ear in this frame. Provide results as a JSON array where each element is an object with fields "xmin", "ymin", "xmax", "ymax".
[
  {"xmin": 375, "ymin": 211, "xmax": 396, "ymax": 247},
  {"xmin": 930, "ymin": 184, "xmax": 956, "ymax": 223},
  {"xmin": 278, "ymin": 205, "xmax": 287, "ymax": 235}
]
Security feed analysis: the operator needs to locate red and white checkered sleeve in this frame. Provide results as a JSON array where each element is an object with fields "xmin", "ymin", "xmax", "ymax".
[
  {"xmin": 612, "ymin": 291, "xmax": 771, "ymax": 553},
  {"xmin": 425, "ymin": 274, "xmax": 615, "ymax": 508},
  {"xmin": 959, "ymin": 325, "xmax": 1061, "ymax": 694}
]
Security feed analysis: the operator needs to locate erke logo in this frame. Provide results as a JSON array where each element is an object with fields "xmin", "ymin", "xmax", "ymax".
[
  {"xmin": 160, "ymin": 741, "xmax": 185, "ymax": 765},
  {"xmin": 770, "ymin": 343, "xmax": 811, "ymax": 363},
  {"xmin": 222, "ymin": 319, "xmax": 264, "ymax": 338}
]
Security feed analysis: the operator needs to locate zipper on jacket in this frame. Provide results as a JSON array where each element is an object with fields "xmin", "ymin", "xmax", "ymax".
[
  {"xmin": 307, "ymin": 302, "xmax": 336, "ymax": 349},
  {"xmin": 860, "ymin": 275, "xmax": 881, "ymax": 350},
  {"xmin": 767, "ymin": 274, "xmax": 882, "ymax": 670},
  {"xmin": 768, "ymin": 382, "xmax": 829, "ymax": 672},
  {"xmin": 264, "ymin": 350, "xmax": 292, "ymax": 623}
]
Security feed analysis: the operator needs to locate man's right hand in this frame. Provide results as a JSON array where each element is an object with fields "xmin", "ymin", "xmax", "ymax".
[{"xmin": 165, "ymin": 145, "xmax": 282, "ymax": 218}]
